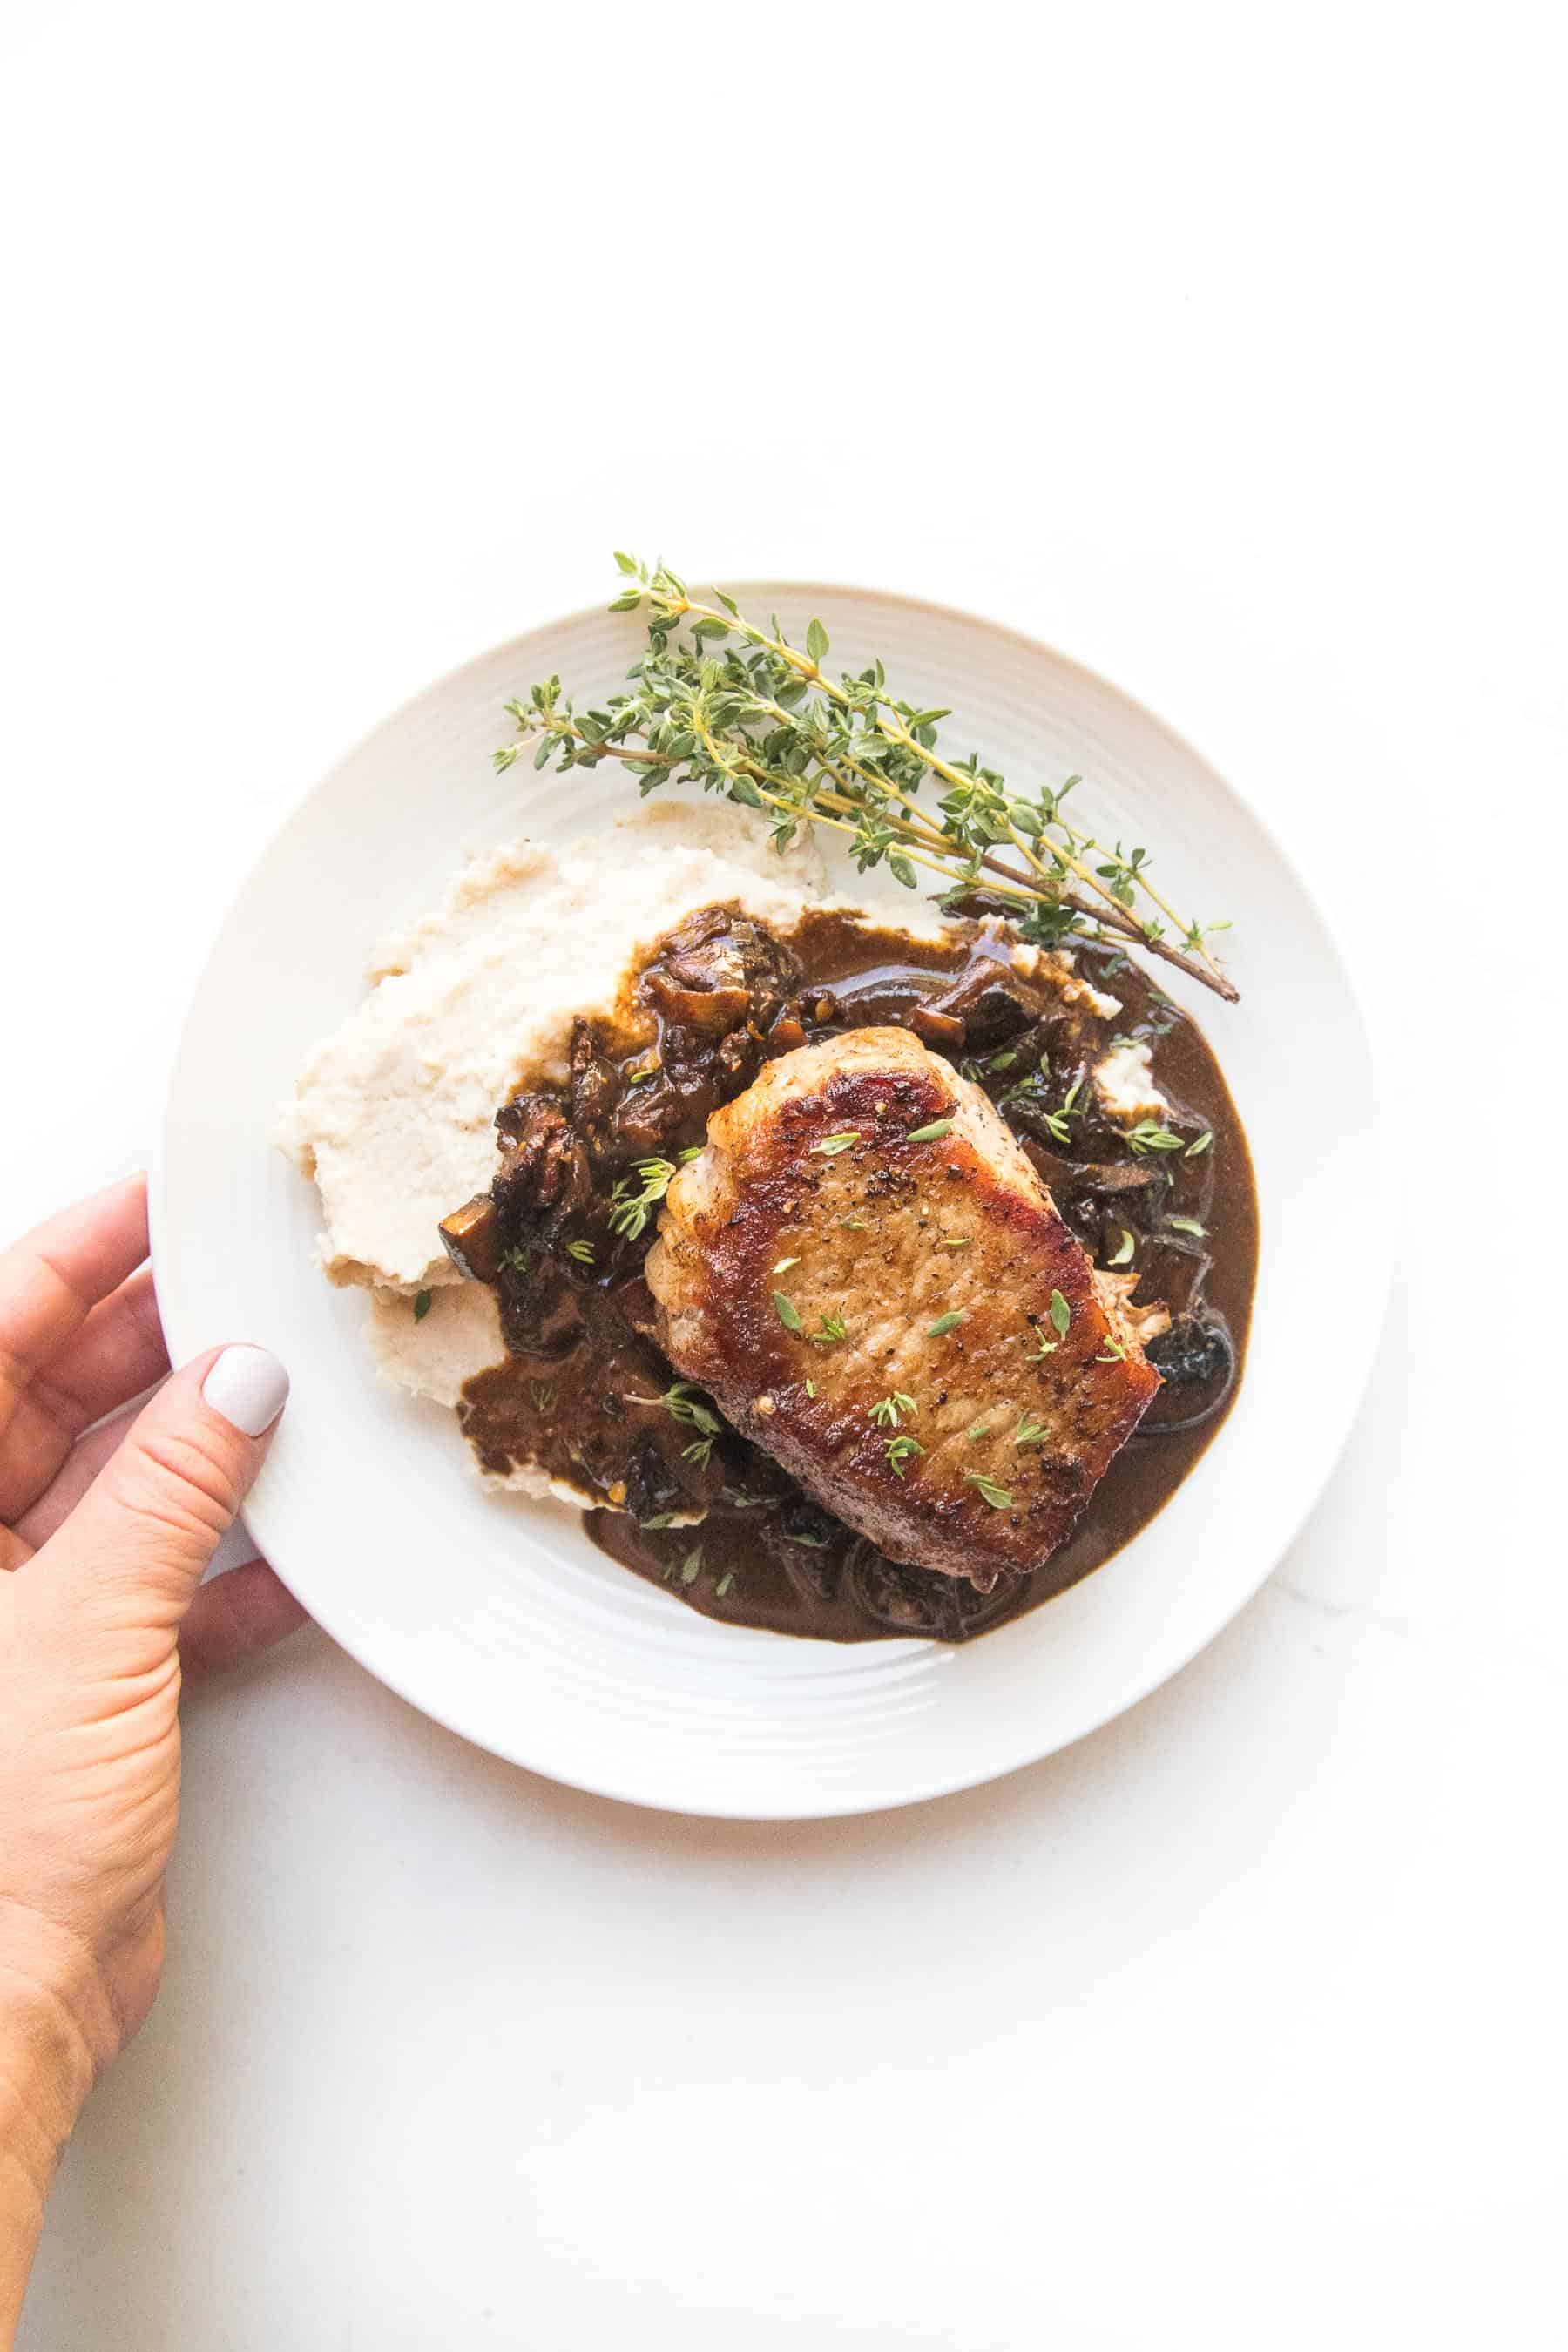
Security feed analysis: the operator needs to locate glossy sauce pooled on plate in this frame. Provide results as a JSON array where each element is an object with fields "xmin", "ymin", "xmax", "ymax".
[{"xmin": 445, "ymin": 905, "xmax": 1258, "ymax": 1643}]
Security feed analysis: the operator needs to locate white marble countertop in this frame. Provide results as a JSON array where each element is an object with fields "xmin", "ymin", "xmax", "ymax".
[{"xmin": 4, "ymin": 4, "xmax": 1563, "ymax": 2344}]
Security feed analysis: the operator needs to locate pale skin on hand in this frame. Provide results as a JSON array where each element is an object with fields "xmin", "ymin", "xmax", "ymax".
[{"xmin": 0, "ymin": 1176, "xmax": 303, "ymax": 2347}]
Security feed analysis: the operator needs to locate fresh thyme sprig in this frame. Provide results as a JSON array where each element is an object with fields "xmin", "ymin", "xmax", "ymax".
[{"xmin": 496, "ymin": 557, "xmax": 1238, "ymax": 1003}]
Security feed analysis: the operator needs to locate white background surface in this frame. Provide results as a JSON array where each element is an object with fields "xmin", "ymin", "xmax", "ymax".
[{"xmin": 2, "ymin": 3, "xmax": 1564, "ymax": 2345}]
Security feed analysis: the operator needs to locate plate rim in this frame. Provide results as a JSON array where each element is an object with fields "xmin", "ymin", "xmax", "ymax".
[{"xmin": 152, "ymin": 578, "xmax": 1390, "ymax": 1818}]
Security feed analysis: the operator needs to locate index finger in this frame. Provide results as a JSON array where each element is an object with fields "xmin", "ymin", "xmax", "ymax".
[{"xmin": 0, "ymin": 1174, "xmax": 151, "ymax": 1435}]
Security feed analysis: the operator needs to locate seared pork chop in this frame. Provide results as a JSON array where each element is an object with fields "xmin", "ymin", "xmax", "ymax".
[{"xmin": 645, "ymin": 1028, "xmax": 1161, "ymax": 1590}]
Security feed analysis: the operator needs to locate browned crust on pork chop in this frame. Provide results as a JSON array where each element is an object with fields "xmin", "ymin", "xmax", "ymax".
[{"xmin": 645, "ymin": 1028, "xmax": 1160, "ymax": 1589}]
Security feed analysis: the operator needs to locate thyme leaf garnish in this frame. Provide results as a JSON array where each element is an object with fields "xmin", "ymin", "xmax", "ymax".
[
  {"xmin": 885, "ymin": 1434, "xmax": 926, "ymax": 1478},
  {"xmin": 497, "ymin": 559, "xmax": 1239, "ymax": 1002},
  {"xmin": 625, "ymin": 1380, "xmax": 723, "ymax": 1440},
  {"xmin": 1125, "ymin": 1119, "xmax": 1185, "ymax": 1156},
  {"xmin": 1042, "ymin": 1071, "xmax": 1085, "ymax": 1146},
  {"xmin": 869, "ymin": 1391, "xmax": 919, "ymax": 1428},
  {"xmin": 608, "ymin": 1156, "xmax": 677, "ymax": 1240}
]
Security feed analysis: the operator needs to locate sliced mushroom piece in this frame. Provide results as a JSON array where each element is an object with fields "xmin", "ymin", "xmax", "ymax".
[
  {"xmin": 618, "ymin": 1433, "xmax": 693, "ymax": 1526},
  {"xmin": 652, "ymin": 914, "xmax": 802, "ymax": 1031},
  {"xmin": 607, "ymin": 1081, "xmax": 681, "ymax": 1159},
  {"xmin": 846, "ymin": 1542, "xmax": 1024, "ymax": 1639},
  {"xmin": 765, "ymin": 1015, "xmax": 809, "ymax": 1056},
  {"xmin": 497, "ymin": 1267, "xmax": 583, "ymax": 1360},
  {"xmin": 438, "ymin": 1193, "xmax": 502, "ymax": 1284},
  {"xmin": 493, "ymin": 1093, "xmax": 598, "ymax": 1227},
  {"xmin": 908, "ymin": 1004, "xmax": 968, "ymax": 1050},
  {"xmin": 568, "ymin": 1021, "xmax": 624, "ymax": 1130},
  {"xmin": 1021, "ymin": 1142, "xmax": 1173, "ymax": 1205},
  {"xmin": 1092, "ymin": 1268, "xmax": 1172, "ymax": 1349},
  {"xmin": 823, "ymin": 977, "xmax": 930, "ymax": 1028},
  {"xmin": 1139, "ymin": 1314, "xmax": 1237, "ymax": 1434},
  {"xmin": 1146, "ymin": 1312, "xmax": 1233, "ymax": 1389},
  {"xmin": 643, "ymin": 969, "xmax": 754, "ymax": 1032},
  {"xmin": 715, "ymin": 1029, "xmax": 762, "ymax": 1090},
  {"xmin": 760, "ymin": 1497, "xmax": 844, "ymax": 1603},
  {"xmin": 925, "ymin": 967, "xmax": 1038, "ymax": 1048}
]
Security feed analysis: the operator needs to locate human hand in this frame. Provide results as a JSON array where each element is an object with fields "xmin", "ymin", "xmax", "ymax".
[{"xmin": 0, "ymin": 1175, "xmax": 301, "ymax": 2339}]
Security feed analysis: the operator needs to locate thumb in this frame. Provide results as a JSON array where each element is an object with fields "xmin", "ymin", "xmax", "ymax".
[{"xmin": 44, "ymin": 1345, "xmax": 290, "ymax": 1628}]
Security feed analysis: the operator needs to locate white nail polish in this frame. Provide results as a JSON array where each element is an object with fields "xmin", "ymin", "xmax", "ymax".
[{"xmin": 202, "ymin": 1346, "xmax": 290, "ymax": 1436}]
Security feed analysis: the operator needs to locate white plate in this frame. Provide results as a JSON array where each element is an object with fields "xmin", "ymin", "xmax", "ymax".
[{"xmin": 154, "ymin": 585, "xmax": 1384, "ymax": 1819}]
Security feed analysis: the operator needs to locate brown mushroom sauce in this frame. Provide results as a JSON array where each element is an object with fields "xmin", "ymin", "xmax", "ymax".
[{"xmin": 443, "ymin": 904, "xmax": 1258, "ymax": 1644}]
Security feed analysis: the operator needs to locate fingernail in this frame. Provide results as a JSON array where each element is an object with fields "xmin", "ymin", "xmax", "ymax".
[{"xmin": 202, "ymin": 1347, "xmax": 290, "ymax": 1436}]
